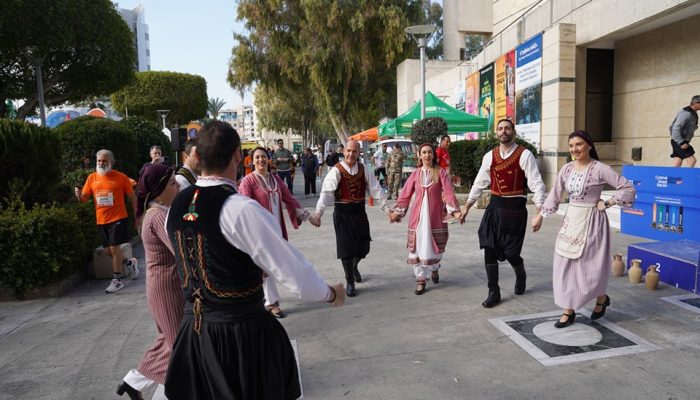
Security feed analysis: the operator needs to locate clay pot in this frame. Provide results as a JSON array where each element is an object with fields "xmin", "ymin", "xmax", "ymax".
[
  {"xmin": 645, "ymin": 265, "xmax": 660, "ymax": 290},
  {"xmin": 628, "ymin": 259, "xmax": 642, "ymax": 283},
  {"xmin": 612, "ymin": 254, "xmax": 625, "ymax": 277}
]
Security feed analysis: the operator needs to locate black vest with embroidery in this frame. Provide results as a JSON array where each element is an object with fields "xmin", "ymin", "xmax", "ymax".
[
  {"xmin": 167, "ymin": 185, "xmax": 263, "ymax": 309},
  {"xmin": 176, "ymin": 166, "xmax": 197, "ymax": 185}
]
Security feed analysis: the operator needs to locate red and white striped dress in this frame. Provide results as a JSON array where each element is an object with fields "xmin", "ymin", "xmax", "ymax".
[{"xmin": 136, "ymin": 204, "xmax": 184, "ymax": 384}]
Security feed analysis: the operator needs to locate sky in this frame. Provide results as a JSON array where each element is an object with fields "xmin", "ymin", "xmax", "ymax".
[{"xmin": 116, "ymin": 0, "xmax": 252, "ymax": 109}]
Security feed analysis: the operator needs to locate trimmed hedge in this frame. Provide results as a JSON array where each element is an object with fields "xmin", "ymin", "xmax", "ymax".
[
  {"xmin": 450, "ymin": 137, "xmax": 539, "ymax": 187},
  {"xmin": 122, "ymin": 118, "xmax": 174, "ymax": 167},
  {"xmin": 411, "ymin": 117, "xmax": 447, "ymax": 146},
  {"xmin": 55, "ymin": 116, "xmax": 139, "ymax": 178},
  {"xmin": 0, "ymin": 197, "xmax": 95, "ymax": 297},
  {"xmin": 0, "ymin": 119, "xmax": 62, "ymax": 204}
]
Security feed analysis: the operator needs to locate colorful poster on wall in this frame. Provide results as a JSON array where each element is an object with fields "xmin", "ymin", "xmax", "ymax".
[
  {"xmin": 515, "ymin": 33, "xmax": 543, "ymax": 149},
  {"xmin": 464, "ymin": 72, "xmax": 480, "ymax": 140},
  {"xmin": 495, "ymin": 50, "xmax": 516, "ymax": 125},
  {"xmin": 479, "ymin": 63, "xmax": 495, "ymax": 134}
]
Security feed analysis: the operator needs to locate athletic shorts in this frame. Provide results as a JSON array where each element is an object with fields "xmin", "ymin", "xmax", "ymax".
[
  {"xmin": 98, "ymin": 218, "xmax": 129, "ymax": 247},
  {"xmin": 670, "ymin": 140, "xmax": 695, "ymax": 159}
]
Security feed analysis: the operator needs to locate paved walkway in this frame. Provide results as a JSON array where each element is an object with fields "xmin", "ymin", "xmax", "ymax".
[{"xmin": 1, "ymin": 176, "xmax": 699, "ymax": 399}]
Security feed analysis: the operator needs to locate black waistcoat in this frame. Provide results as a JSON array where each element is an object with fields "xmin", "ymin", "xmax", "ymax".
[{"xmin": 167, "ymin": 184, "xmax": 263, "ymax": 309}]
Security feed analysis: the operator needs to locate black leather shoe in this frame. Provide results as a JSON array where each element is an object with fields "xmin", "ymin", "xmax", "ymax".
[
  {"xmin": 415, "ymin": 280, "xmax": 427, "ymax": 295},
  {"xmin": 590, "ymin": 295, "xmax": 610, "ymax": 320},
  {"xmin": 431, "ymin": 271, "xmax": 439, "ymax": 284},
  {"xmin": 513, "ymin": 265, "xmax": 526, "ymax": 295},
  {"xmin": 353, "ymin": 268, "xmax": 362, "ymax": 283},
  {"xmin": 116, "ymin": 381, "xmax": 144, "ymax": 400},
  {"xmin": 481, "ymin": 290, "xmax": 501, "ymax": 308},
  {"xmin": 554, "ymin": 311, "xmax": 576, "ymax": 328},
  {"xmin": 346, "ymin": 282, "xmax": 356, "ymax": 297}
]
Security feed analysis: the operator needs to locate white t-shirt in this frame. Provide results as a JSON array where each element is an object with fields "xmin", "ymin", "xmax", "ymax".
[{"xmin": 373, "ymin": 149, "xmax": 387, "ymax": 168}]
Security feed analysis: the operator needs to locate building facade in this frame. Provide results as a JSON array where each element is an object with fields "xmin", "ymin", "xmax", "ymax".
[
  {"xmin": 398, "ymin": 0, "xmax": 700, "ymax": 186},
  {"xmin": 118, "ymin": 4, "xmax": 150, "ymax": 72}
]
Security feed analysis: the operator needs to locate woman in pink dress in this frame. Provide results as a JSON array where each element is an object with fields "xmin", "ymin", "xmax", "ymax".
[
  {"xmin": 239, "ymin": 147, "xmax": 310, "ymax": 317},
  {"xmin": 389, "ymin": 143, "xmax": 462, "ymax": 295},
  {"xmin": 117, "ymin": 163, "xmax": 184, "ymax": 400},
  {"xmin": 532, "ymin": 130, "xmax": 635, "ymax": 328}
]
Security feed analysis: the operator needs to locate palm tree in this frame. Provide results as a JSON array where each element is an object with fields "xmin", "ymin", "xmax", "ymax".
[{"xmin": 208, "ymin": 97, "xmax": 226, "ymax": 119}]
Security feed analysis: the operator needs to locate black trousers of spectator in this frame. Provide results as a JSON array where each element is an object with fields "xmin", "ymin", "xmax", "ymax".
[
  {"xmin": 304, "ymin": 172, "xmax": 317, "ymax": 195},
  {"xmin": 278, "ymin": 170, "xmax": 293, "ymax": 194}
]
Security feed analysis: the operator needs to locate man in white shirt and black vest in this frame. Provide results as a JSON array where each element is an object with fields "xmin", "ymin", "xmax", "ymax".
[
  {"xmin": 309, "ymin": 140, "xmax": 390, "ymax": 297},
  {"xmin": 461, "ymin": 119, "xmax": 546, "ymax": 308},
  {"xmin": 174, "ymin": 139, "xmax": 200, "ymax": 190}
]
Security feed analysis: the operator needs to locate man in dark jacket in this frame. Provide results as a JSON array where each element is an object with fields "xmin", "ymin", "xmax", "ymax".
[{"xmin": 670, "ymin": 95, "xmax": 700, "ymax": 167}]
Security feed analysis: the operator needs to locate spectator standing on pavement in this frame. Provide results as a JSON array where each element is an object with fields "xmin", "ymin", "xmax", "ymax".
[
  {"xmin": 75, "ymin": 149, "xmax": 139, "ymax": 294},
  {"xmin": 669, "ymin": 95, "xmax": 700, "ymax": 167},
  {"xmin": 386, "ymin": 143, "xmax": 405, "ymax": 200},
  {"xmin": 239, "ymin": 147, "xmax": 311, "ymax": 319},
  {"xmin": 460, "ymin": 119, "xmax": 546, "ymax": 308},
  {"xmin": 309, "ymin": 140, "xmax": 390, "ymax": 297},
  {"xmin": 164, "ymin": 121, "xmax": 344, "ymax": 400},
  {"xmin": 139, "ymin": 145, "xmax": 165, "ymax": 176},
  {"xmin": 531, "ymin": 130, "xmax": 636, "ymax": 328},
  {"xmin": 390, "ymin": 144, "xmax": 462, "ymax": 295},
  {"xmin": 315, "ymin": 145, "xmax": 324, "ymax": 180},
  {"xmin": 117, "ymin": 163, "xmax": 184, "ymax": 400},
  {"xmin": 325, "ymin": 143, "xmax": 344, "ymax": 168},
  {"xmin": 435, "ymin": 135, "xmax": 451, "ymax": 173},
  {"xmin": 174, "ymin": 139, "xmax": 200, "ymax": 190},
  {"xmin": 372, "ymin": 142, "xmax": 389, "ymax": 186},
  {"xmin": 301, "ymin": 147, "xmax": 319, "ymax": 197},
  {"xmin": 243, "ymin": 149, "xmax": 254, "ymax": 176},
  {"xmin": 272, "ymin": 139, "xmax": 294, "ymax": 193}
]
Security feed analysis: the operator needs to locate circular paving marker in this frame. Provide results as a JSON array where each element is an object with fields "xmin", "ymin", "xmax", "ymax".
[{"xmin": 532, "ymin": 321, "xmax": 603, "ymax": 347}]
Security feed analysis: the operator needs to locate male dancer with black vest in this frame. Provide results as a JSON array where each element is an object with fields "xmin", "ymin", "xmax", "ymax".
[
  {"xmin": 309, "ymin": 139, "xmax": 390, "ymax": 297},
  {"xmin": 461, "ymin": 119, "xmax": 546, "ymax": 307},
  {"xmin": 174, "ymin": 138, "xmax": 200, "ymax": 190},
  {"xmin": 164, "ymin": 121, "xmax": 344, "ymax": 400}
]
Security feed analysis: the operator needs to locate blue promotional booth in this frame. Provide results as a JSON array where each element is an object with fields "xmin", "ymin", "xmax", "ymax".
[{"xmin": 621, "ymin": 166, "xmax": 700, "ymax": 292}]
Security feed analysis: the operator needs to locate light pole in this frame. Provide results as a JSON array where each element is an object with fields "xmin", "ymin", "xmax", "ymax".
[
  {"xmin": 405, "ymin": 25, "xmax": 437, "ymax": 120},
  {"xmin": 34, "ymin": 57, "xmax": 47, "ymax": 126},
  {"xmin": 156, "ymin": 109, "xmax": 170, "ymax": 131}
]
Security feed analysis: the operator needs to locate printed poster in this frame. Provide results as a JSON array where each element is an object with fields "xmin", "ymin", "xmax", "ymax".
[
  {"xmin": 515, "ymin": 33, "xmax": 543, "ymax": 150},
  {"xmin": 464, "ymin": 72, "xmax": 480, "ymax": 140},
  {"xmin": 494, "ymin": 50, "xmax": 516, "ymax": 125},
  {"xmin": 479, "ymin": 63, "xmax": 494, "ymax": 135}
]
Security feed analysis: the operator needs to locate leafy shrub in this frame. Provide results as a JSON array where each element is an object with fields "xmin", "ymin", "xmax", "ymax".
[
  {"xmin": 122, "ymin": 118, "xmax": 174, "ymax": 168},
  {"xmin": 55, "ymin": 116, "xmax": 139, "ymax": 178},
  {"xmin": 0, "ymin": 119, "xmax": 62, "ymax": 204},
  {"xmin": 450, "ymin": 137, "xmax": 539, "ymax": 187},
  {"xmin": 411, "ymin": 117, "xmax": 447, "ymax": 146},
  {"xmin": 0, "ymin": 195, "xmax": 93, "ymax": 297}
]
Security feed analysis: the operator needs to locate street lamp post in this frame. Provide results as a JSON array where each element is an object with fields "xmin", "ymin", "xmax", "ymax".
[
  {"xmin": 35, "ymin": 57, "xmax": 47, "ymax": 127},
  {"xmin": 405, "ymin": 25, "xmax": 437, "ymax": 120},
  {"xmin": 156, "ymin": 109, "xmax": 170, "ymax": 131}
]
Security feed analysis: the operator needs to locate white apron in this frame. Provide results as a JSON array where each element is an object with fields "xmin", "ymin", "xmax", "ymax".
[{"xmin": 555, "ymin": 203, "xmax": 594, "ymax": 259}]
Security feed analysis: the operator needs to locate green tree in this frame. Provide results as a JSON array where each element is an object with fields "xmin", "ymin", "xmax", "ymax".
[
  {"xmin": 0, "ymin": 0, "xmax": 136, "ymax": 120},
  {"xmin": 464, "ymin": 34, "xmax": 487, "ymax": 61},
  {"xmin": 411, "ymin": 116, "xmax": 447, "ymax": 146},
  {"xmin": 229, "ymin": 0, "xmax": 423, "ymax": 143},
  {"xmin": 424, "ymin": 2, "xmax": 443, "ymax": 60},
  {"xmin": 111, "ymin": 71, "xmax": 208, "ymax": 125},
  {"xmin": 208, "ymin": 97, "xmax": 226, "ymax": 119}
]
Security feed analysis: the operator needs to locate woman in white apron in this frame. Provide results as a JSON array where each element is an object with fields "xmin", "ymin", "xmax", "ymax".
[{"xmin": 531, "ymin": 130, "xmax": 635, "ymax": 328}]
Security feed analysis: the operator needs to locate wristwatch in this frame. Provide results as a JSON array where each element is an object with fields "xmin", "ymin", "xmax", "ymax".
[{"xmin": 597, "ymin": 199, "xmax": 610, "ymax": 210}]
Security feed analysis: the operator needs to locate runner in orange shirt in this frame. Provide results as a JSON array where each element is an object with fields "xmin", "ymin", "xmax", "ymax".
[{"xmin": 75, "ymin": 149, "xmax": 139, "ymax": 293}]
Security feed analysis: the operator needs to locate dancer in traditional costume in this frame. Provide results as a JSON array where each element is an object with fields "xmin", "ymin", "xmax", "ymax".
[
  {"xmin": 117, "ymin": 163, "xmax": 184, "ymax": 400},
  {"xmin": 239, "ymin": 147, "xmax": 310, "ymax": 318},
  {"xmin": 461, "ymin": 119, "xmax": 546, "ymax": 307},
  {"xmin": 309, "ymin": 140, "xmax": 389, "ymax": 297},
  {"xmin": 164, "ymin": 121, "xmax": 344, "ymax": 400},
  {"xmin": 389, "ymin": 143, "xmax": 462, "ymax": 295},
  {"xmin": 531, "ymin": 130, "xmax": 635, "ymax": 328}
]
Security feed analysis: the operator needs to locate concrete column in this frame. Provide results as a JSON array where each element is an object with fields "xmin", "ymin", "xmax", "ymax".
[
  {"xmin": 540, "ymin": 23, "xmax": 576, "ymax": 188},
  {"xmin": 443, "ymin": 0, "xmax": 465, "ymax": 61}
]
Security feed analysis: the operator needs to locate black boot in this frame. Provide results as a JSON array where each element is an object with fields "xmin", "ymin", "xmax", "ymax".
[
  {"xmin": 352, "ymin": 256, "xmax": 363, "ymax": 283},
  {"xmin": 341, "ymin": 259, "xmax": 356, "ymax": 297},
  {"xmin": 512, "ymin": 263, "xmax": 526, "ymax": 295},
  {"xmin": 482, "ymin": 263, "xmax": 501, "ymax": 308}
]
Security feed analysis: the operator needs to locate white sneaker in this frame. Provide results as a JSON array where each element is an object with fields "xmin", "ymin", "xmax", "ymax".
[
  {"xmin": 129, "ymin": 258, "xmax": 139, "ymax": 280},
  {"xmin": 105, "ymin": 278, "xmax": 124, "ymax": 293}
]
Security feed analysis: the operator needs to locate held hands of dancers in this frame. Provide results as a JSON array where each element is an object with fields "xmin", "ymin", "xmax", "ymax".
[
  {"xmin": 459, "ymin": 205, "xmax": 470, "ymax": 225},
  {"xmin": 309, "ymin": 213, "xmax": 322, "ymax": 227},
  {"xmin": 389, "ymin": 211, "xmax": 402, "ymax": 223},
  {"xmin": 531, "ymin": 213, "xmax": 543, "ymax": 232}
]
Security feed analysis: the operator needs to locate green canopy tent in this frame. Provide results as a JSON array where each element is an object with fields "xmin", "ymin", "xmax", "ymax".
[{"xmin": 379, "ymin": 91, "xmax": 489, "ymax": 137}]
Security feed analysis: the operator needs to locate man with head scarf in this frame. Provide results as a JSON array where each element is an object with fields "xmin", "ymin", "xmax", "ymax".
[
  {"xmin": 75, "ymin": 149, "xmax": 138, "ymax": 293},
  {"xmin": 460, "ymin": 119, "xmax": 546, "ymax": 308}
]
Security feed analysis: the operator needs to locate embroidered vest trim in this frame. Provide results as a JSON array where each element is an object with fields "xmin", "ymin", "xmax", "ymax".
[{"xmin": 490, "ymin": 145, "xmax": 527, "ymax": 197}]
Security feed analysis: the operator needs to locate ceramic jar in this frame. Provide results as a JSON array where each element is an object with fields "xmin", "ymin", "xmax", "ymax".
[
  {"xmin": 645, "ymin": 265, "xmax": 660, "ymax": 290},
  {"xmin": 629, "ymin": 259, "xmax": 643, "ymax": 283},
  {"xmin": 612, "ymin": 254, "xmax": 625, "ymax": 277}
]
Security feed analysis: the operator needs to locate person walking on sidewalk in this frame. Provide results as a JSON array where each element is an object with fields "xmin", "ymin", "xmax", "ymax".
[
  {"xmin": 301, "ymin": 147, "xmax": 319, "ymax": 197},
  {"xmin": 309, "ymin": 140, "xmax": 389, "ymax": 297},
  {"xmin": 164, "ymin": 121, "xmax": 344, "ymax": 400},
  {"xmin": 531, "ymin": 130, "xmax": 635, "ymax": 328},
  {"xmin": 117, "ymin": 163, "xmax": 184, "ymax": 400},
  {"xmin": 315, "ymin": 145, "xmax": 324, "ymax": 181},
  {"xmin": 386, "ymin": 142, "xmax": 405, "ymax": 200},
  {"xmin": 372, "ymin": 142, "xmax": 389, "ymax": 187},
  {"xmin": 460, "ymin": 119, "xmax": 546, "ymax": 308},
  {"xmin": 272, "ymin": 138, "xmax": 294, "ymax": 193},
  {"xmin": 75, "ymin": 149, "xmax": 139, "ymax": 294},
  {"xmin": 389, "ymin": 143, "xmax": 462, "ymax": 295},
  {"xmin": 239, "ymin": 147, "xmax": 311, "ymax": 318},
  {"xmin": 174, "ymin": 138, "xmax": 200, "ymax": 190},
  {"xmin": 669, "ymin": 95, "xmax": 700, "ymax": 167}
]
